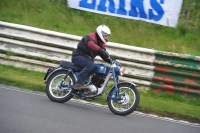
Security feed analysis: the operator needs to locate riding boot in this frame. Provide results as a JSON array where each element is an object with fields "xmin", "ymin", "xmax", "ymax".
[{"xmin": 74, "ymin": 79, "xmax": 88, "ymax": 89}]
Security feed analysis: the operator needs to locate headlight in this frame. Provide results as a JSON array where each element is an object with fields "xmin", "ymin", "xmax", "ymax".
[{"xmin": 120, "ymin": 67, "xmax": 125, "ymax": 75}]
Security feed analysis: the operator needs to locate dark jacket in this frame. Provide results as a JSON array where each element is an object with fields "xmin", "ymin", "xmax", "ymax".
[{"xmin": 72, "ymin": 32, "xmax": 110, "ymax": 63}]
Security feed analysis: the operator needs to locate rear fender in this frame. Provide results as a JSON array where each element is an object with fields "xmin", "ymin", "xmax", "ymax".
[{"xmin": 44, "ymin": 67, "xmax": 76, "ymax": 84}]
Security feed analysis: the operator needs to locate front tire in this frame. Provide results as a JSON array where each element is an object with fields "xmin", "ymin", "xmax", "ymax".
[
  {"xmin": 46, "ymin": 70, "xmax": 75, "ymax": 103},
  {"xmin": 107, "ymin": 83, "xmax": 140, "ymax": 116}
]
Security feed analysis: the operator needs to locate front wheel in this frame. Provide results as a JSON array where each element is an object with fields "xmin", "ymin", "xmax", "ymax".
[
  {"xmin": 107, "ymin": 83, "xmax": 140, "ymax": 116},
  {"xmin": 46, "ymin": 70, "xmax": 75, "ymax": 103}
]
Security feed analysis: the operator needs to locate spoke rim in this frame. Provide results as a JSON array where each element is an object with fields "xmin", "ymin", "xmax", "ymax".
[
  {"xmin": 49, "ymin": 74, "xmax": 73, "ymax": 99},
  {"xmin": 111, "ymin": 87, "xmax": 136, "ymax": 112}
]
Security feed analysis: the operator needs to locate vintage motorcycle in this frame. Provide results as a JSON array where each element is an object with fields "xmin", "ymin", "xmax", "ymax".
[{"xmin": 44, "ymin": 58, "xmax": 140, "ymax": 116}]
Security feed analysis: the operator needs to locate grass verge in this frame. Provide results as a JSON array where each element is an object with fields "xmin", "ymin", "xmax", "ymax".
[{"xmin": 0, "ymin": 64, "xmax": 199, "ymax": 123}]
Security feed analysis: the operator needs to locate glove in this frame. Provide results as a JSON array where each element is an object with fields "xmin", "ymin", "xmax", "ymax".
[{"xmin": 99, "ymin": 48, "xmax": 111, "ymax": 63}]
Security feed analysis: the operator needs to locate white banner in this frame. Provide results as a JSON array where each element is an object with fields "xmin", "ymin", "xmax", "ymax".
[{"xmin": 67, "ymin": 0, "xmax": 183, "ymax": 27}]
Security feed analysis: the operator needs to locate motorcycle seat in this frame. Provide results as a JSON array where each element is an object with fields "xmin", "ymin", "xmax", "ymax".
[{"xmin": 60, "ymin": 60, "xmax": 82, "ymax": 72}]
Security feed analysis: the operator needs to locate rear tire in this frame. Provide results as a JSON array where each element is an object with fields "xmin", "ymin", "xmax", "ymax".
[
  {"xmin": 107, "ymin": 83, "xmax": 140, "ymax": 116},
  {"xmin": 46, "ymin": 70, "xmax": 75, "ymax": 103}
]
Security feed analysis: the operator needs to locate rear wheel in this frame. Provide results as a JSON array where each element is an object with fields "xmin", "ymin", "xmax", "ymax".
[
  {"xmin": 46, "ymin": 70, "xmax": 75, "ymax": 103},
  {"xmin": 107, "ymin": 83, "xmax": 140, "ymax": 116}
]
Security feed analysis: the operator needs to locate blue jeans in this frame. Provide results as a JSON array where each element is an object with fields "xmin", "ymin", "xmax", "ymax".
[{"xmin": 71, "ymin": 56, "xmax": 95, "ymax": 84}]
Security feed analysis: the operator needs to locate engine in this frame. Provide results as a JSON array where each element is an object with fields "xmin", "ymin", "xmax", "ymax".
[{"xmin": 91, "ymin": 74, "xmax": 106, "ymax": 88}]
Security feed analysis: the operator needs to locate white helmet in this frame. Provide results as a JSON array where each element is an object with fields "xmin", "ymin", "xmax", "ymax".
[{"xmin": 96, "ymin": 25, "xmax": 111, "ymax": 44}]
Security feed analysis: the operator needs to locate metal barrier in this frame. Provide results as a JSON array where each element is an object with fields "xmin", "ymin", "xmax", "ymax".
[
  {"xmin": 152, "ymin": 51, "xmax": 200, "ymax": 96},
  {"xmin": 0, "ymin": 21, "xmax": 199, "ymax": 97}
]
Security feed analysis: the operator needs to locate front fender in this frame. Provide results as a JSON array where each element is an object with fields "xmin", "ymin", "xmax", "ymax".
[
  {"xmin": 111, "ymin": 82, "xmax": 137, "ymax": 90},
  {"xmin": 122, "ymin": 82, "xmax": 137, "ymax": 87}
]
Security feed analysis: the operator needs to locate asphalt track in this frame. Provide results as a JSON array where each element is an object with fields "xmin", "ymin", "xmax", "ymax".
[{"xmin": 0, "ymin": 85, "xmax": 199, "ymax": 133}]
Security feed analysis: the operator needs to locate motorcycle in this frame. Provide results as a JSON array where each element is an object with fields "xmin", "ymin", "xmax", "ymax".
[{"xmin": 44, "ymin": 58, "xmax": 140, "ymax": 116}]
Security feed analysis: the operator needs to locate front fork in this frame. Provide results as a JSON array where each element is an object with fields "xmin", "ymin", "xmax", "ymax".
[{"xmin": 106, "ymin": 68, "xmax": 121, "ymax": 101}]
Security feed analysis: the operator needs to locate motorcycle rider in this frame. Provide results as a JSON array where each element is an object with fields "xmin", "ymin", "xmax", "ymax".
[{"xmin": 71, "ymin": 24, "xmax": 112, "ymax": 89}]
